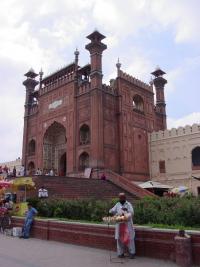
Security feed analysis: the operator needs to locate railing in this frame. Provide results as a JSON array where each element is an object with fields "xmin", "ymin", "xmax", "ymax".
[
  {"xmin": 92, "ymin": 169, "xmax": 155, "ymax": 198},
  {"xmin": 40, "ymin": 73, "xmax": 75, "ymax": 95}
]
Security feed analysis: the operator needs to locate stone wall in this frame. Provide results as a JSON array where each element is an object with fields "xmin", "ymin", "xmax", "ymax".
[
  {"xmin": 149, "ymin": 124, "xmax": 200, "ymax": 194},
  {"xmin": 12, "ymin": 217, "xmax": 200, "ymax": 265}
]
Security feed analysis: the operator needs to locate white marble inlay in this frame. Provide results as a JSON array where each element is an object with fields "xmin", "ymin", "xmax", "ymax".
[{"xmin": 49, "ymin": 99, "xmax": 63, "ymax": 110}]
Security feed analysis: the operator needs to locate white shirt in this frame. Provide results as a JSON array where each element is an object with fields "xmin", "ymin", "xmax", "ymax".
[
  {"xmin": 38, "ymin": 188, "xmax": 48, "ymax": 198},
  {"xmin": 109, "ymin": 201, "xmax": 135, "ymax": 240}
]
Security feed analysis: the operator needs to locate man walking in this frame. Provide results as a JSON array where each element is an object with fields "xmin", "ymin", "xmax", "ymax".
[
  {"xmin": 109, "ymin": 193, "xmax": 135, "ymax": 259},
  {"xmin": 20, "ymin": 203, "xmax": 37, "ymax": 239}
]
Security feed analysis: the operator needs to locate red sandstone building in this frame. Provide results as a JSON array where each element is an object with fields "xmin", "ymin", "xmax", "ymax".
[{"xmin": 22, "ymin": 30, "xmax": 167, "ymax": 182}]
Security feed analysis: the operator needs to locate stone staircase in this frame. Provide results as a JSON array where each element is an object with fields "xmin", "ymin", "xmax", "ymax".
[{"xmin": 28, "ymin": 176, "xmax": 139, "ymax": 202}]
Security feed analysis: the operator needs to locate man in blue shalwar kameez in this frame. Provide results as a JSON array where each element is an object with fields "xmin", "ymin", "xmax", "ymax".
[{"xmin": 20, "ymin": 203, "xmax": 37, "ymax": 239}]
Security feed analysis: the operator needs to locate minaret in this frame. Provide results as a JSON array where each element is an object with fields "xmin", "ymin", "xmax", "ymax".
[
  {"xmin": 74, "ymin": 48, "xmax": 80, "ymax": 84},
  {"xmin": 116, "ymin": 58, "xmax": 121, "ymax": 76},
  {"xmin": 23, "ymin": 68, "xmax": 39, "ymax": 115},
  {"xmin": 74, "ymin": 48, "xmax": 79, "ymax": 66},
  {"xmin": 85, "ymin": 30, "xmax": 107, "ymax": 89},
  {"xmin": 22, "ymin": 68, "xmax": 39, "ymax": 167},
  {"xmin": 85, "ymin": 30, "xmax": 107, "ymax": 169},
  {"xmin": 151, "ymin": 67, "xmax": 167, "ymax": 130},
  {"xmin": 74, "ymin": 49, "xmax": 80, "ymax": 171}
]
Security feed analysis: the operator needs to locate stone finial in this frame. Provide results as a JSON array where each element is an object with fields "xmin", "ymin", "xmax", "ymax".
[
  {"xmin": 86, "ymin": 30, "xmax": 106, "ymax": 42},
  {"xmin": 39, "ymin": 68, "xmax": 44, "ymax": 82},
  {"xmin": 116, "ymin": 58, "xmax": 121, "ymax": 76},
  {"xmin": 74, "ymin": 48, "xmax": 79, "ymax": 65},
  {"xmin": 24, "ymin": 68, "xmax": 38, "ymax": 79},
  {"xmin": 116, "ymin": 58, "xmax": 121, "ymax": 69},
  {"xmin": 151, "ymin": 66, "xmax": 166, "ymax": 78}
]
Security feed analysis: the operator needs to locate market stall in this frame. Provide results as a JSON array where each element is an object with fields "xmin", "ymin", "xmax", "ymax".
[
  {"xmin": 139, "ymin": 181, "xmax": 173, "ymax": 196},
  {"xmin": 11, "ymin": 177, "xmax": 35, "ymax": 216}
]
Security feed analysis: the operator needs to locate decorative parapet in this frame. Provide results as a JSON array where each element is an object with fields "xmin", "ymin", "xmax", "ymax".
[
  {"xmin": 118, "ymin": 69, "xmax": 153, "ymax": 92},
  {"xmin": 40, "ymin": 63, "xmax": 76, "ymax": 96},
  {"xmin": 149, "ymin": 124, "xmax": 200, "ymax": 141},
  {"xmin": 102, "ymin": 84, "xmax": 117, "ymax": 95},
  {"xmin": 40, "ymin": 72, "xmax": 75, "ymax": 95},
  {"xmin": 77, "ymin": 83, "xmax": 117, "ymax": 96},
  {"xmin": 77, "ymin": 82, "xmax": 91, "ymax": 95}
]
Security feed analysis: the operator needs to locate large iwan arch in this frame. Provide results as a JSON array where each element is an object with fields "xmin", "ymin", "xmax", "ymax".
[{"xmin": 43, "ymin": 121, "xmax": 67, "ymax": 175}]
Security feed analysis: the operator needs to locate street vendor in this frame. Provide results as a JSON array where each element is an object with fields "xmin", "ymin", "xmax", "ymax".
[
  {"xmin": 20, "ymin": 203, "xmax": 38, "ymax": 239},
  {"xmin": 109, "ymin": 193, "xmax": 135, "ymax": 259}
]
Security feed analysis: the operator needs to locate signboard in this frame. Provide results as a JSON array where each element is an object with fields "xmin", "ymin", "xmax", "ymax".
[{"xmin": 84, "ymin": 168, "xmax": 92, "ymax": 178}]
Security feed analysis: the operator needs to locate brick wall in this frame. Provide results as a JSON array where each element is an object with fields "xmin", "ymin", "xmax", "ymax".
[{"xmin": 12, "ymin": 217, "xmax": 200, "ymax": 265}]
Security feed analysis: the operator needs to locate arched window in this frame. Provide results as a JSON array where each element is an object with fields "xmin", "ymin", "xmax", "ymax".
[
  {"xmin": 192, "ymin": 147, "xmax": 200, "ymax": 169},
  {"xmin": 28, "ymin": 139, "xmax": 36, "ymax": 156},
  {"xmin": 79, "ymin": 152, "xmax": 89, "ymax": 170},
  {"xmin": 80, "ymin": 124, "xmax": 90, "ymax": 145},
  {"xmin": 133, "ymin": 95, "xmax": 144, "ymax": 112}
]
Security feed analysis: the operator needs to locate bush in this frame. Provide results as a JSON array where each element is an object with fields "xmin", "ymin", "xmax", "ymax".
[
  {"xmin": 134, "ymin": 196, "xmax": 200, "ymax": 228},
  {"xmin": 28, "ymin": 198, "xmax": 115, "ymax": 222},
  {"xmin": 26, "ymin": 196, "xmax": 200, "ymax": 228}
]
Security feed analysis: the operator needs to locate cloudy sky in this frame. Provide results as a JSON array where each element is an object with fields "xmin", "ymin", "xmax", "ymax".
[{"xmin": 0, "ymin": 0, "xmax": 200, "ymax": 162}]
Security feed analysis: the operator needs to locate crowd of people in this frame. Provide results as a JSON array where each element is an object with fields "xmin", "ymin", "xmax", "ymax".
[
  {"xmin": 0, "ymin": 165, "xmax": 56, "ymax": 179},
  {"xmin": 0, "ymin": 165, "xmax": 26, "ymax": 180},
  {"xmin": 35, "ymin": 168, "xmax": 55, "ymax": 176},
  {"xmin": 0, "ymin": 165, "xmax": 16, "ymax": 179}
]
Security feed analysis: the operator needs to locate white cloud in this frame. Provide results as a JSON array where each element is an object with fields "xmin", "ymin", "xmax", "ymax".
[
  {"xmin": 125, "ymin": 55, "xmax": 152, "ymax": 82},
  {"xmin": 168, "ymin": 113, "xmax": 200, "ymax": 129},
  {"xmin": 164, "ymin": 55, "xmax": 200, "ymax": 99},
  {"xmin": 0, "ymin": 94, "xmax": 24, "ymax": 162},
  {"xmin": 92, "ymin": 0, "xmax": 200, "ymax": 44}
]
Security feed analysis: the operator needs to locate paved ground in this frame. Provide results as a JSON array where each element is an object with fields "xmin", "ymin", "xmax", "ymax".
[{"xmin": 0, "ymin": 235, "xmax": 178, "ymax": 267}]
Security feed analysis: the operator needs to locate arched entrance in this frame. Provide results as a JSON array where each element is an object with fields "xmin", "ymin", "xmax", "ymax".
[
  {"xmin": 59, "ymin": 152, "xmax": 66, "ymax": 176},
  {"xmin": 43, "ymin": 122, "xmax": 67, "ymax": 175},
  {"xmin": 28, "ymin": 161, "xmax": 35, "ymax": 175}
]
